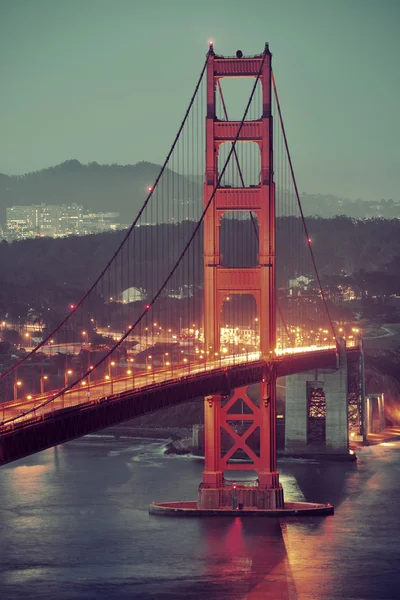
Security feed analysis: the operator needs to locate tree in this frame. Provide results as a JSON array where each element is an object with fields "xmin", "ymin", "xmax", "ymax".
[{"xmin": 1, "ymin": 329, "xmax": 23, "ymax": 346}]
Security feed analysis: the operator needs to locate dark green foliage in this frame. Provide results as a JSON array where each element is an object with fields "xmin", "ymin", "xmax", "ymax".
[{"xmin": 0, "ymin": 216, "xmax": 399, "ymax": 326}]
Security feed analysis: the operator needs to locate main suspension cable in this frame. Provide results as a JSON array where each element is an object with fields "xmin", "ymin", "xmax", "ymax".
[
  {"xmin": 2, "ymin": 47, "xmax": 269, "ymax": 424},
  {"xmin": 271, "ymin": 70, "xmax": 338, "ymax": 346},
  {"xmin": 0, "ymin": 52, "xmax": 211, "ymax": 381}
]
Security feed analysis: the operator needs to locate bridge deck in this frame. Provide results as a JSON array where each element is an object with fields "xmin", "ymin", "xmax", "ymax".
[{"xmin": 0, "ymin": 347, "xmax": 360, "ymax": 466}]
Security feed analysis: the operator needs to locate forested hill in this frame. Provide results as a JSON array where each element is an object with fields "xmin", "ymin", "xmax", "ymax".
[
  {"xmin": 0, "ymin": 216, "xmax": 399, "ymax": 304},
  {"xmin": 1, "ymin": 161, "xmax": 398, "ymax": 226},
  {"xmin": 0, "ymin": 160, "xmax": 199, "ymax": 225}
]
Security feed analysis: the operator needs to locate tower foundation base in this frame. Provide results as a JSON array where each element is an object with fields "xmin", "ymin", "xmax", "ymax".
[
  {"xmin": 198, "ymin": 481, "xmax": 284, "ymax": 510},
  {"xmin": 149, "ymin": 500, "xmax": 334, "ymax": 517}
]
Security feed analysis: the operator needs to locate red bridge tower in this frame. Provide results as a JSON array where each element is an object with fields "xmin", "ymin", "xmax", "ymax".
[{"xmin": 199, "ymin": 44, "xmax": 284, "ymax": 509}]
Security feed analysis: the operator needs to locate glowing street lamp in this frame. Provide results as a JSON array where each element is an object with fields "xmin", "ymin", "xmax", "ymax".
[
  {"xmin": 40, "ymin": 375, "xmax": 48, "ymax": 394},
  {"xmin": 162, "ymin": 352, "xmax": 169, "ymax": 368},
  {"xmin": 108, "ymin": 360, "xmax": 117, "ymax": 378},
  {"xmin": 127, "ymin": 368, "xmax": 135, "ymax": 388},
  {"xmin": 64, "ymin": 369, "xmax": 73, "ymax": 388},
  {"xmin": 13, "ymin": 380, "xmax": 22, "ymax": 401}
]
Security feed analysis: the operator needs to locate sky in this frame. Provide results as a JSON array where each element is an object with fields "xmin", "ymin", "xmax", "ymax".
[{"xmin": 0, "ymin": 0, "xmax": 399, "ymax": 201}]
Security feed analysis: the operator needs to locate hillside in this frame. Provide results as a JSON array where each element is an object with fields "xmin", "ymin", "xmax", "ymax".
[
  {"xmin": 0, "ymin": 217, "xmax": 400, "ymax": 329},
  {"xmin": 1, "ymin": 161, "xmax": 398, "ymax": 228},
  {"xmin": 0, "ymin": 160, "xmax": 200, "ymax": 225}
]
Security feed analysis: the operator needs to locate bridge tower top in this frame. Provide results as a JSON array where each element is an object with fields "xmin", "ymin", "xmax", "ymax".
[{"xmin": 203, "ymin": 44, "xmax": 275, "ymax": 359}]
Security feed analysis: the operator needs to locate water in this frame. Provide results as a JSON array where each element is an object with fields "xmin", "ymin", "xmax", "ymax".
[{"xmin": 1, "ymin": 435, "xmax": 400, "ymax": 600}]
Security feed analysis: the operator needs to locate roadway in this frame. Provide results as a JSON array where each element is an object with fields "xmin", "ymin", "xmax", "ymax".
[
  {"xmin": 0, "ymin": 352, "xmax": 262, "ymax": 429},
  {"xmin": 0, "ymin": 343, "xmax": 345, "ymax": 432},
  {"xmin": 0, "ymin": 345, "xmax": 361, "ymax": 466},
  {"xmin": 362, "ymin": 323, "xmax": 400, "ymax": 351}
]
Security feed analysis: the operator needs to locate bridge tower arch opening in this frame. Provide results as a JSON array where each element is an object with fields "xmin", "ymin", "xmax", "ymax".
[
  {"xmin": 200, "ymin": 44, "xmax": 284, "ymax": 510},
  {"xmin": 220, "ymin": 293, "xmax": 259, "ymax": 354}
]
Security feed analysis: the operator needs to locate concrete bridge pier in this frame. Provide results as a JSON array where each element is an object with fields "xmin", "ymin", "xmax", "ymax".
[
  {"xmin": 285, "ymin": 340, "xmax": 352, "ymax": 459},
  {"xmin": 365, "ymin": 394, "xmax": 385, "ymax": 435}
]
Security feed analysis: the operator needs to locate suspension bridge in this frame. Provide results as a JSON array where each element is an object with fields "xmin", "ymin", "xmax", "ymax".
[{"xmin": 0, "ymin": 44, "xmax": 363, "ymax": 512}]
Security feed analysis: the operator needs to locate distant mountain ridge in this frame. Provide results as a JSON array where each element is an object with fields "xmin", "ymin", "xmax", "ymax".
[
  {"xmin": 0, "ymin": 160, "xmax": 198, "ymax": 226},
  {"xmin": 0, "ymin": 160, "xmax": 398, "ymax": 226}
]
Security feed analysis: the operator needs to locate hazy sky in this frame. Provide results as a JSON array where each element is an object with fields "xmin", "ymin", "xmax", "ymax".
[{"xmin": 0, "ymin": 0, "xmax": 399, "ymax": 201}]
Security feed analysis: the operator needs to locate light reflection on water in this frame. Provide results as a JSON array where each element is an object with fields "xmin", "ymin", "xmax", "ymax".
[{"xmin": 0, "ymin": 437, "xmax": 400, "ymax": 599}]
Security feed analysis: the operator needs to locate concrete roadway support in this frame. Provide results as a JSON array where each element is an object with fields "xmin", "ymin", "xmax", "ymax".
[
  {"xmin": 285, "ymin": 340, "xmax": 350, "ymax": 457},
  {"xmin": 365, "ymin": 394, "xmax": 385, "ymax": 435}
]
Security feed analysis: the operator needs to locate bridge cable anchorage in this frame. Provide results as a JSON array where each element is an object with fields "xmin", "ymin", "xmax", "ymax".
[
  {"xmin": 0, "ymin": 52, "xmax": 212, "ymax": 385},
  {"xmin": 216, "ymin": 80, "xmax": 294, "ymax": 348},
  {"xmin": 271, "ymin": 70, "xmax": 339, "ymax": 349},
  {"xmin": 0, "ymin": 47, "xmax": 268, "ymax": 426}
]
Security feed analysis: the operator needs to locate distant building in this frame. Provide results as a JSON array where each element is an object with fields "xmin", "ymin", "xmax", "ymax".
[
  {"xmin": 6, "ymin": 205, "xmax": 39, "ymax": 238},
  {"xmin": 5, "ymin": 204, "xmax": 120, "ymax": 240},
  {"xmin": 120, "ymin": 287, "xmax": 146, "ymax": 303},
  {"xmin": 288, "ymin": 275, "xmax": 312, "ymax": 289},
  {"xmin": 39, "ymin": 204, "xmax": 60, "ymax": 236},
  {"xmin": 57, "ymin": 204, "xmax": 83, "ymax": 236},
  {"xmin": 166, "ymin": 285, "xmax": 194, "ymax": 299},
  {"xmin": 80, "ymin": 212, "xmax": 120, "ymax": 234}
]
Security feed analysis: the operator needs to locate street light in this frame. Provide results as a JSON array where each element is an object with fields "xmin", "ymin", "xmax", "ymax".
[
  {"xmin": 127, "ymin": 368, "xmax": 135, "ymax": 389},
  {"xmin": 163, "ymin": 352, "xmax": 169, "ymax": 368},
  {"xmin": 108, "ymin": 360, "xmax": 116, "ymax": 380},
  {"xmin": 13, "ymin": 380, "xmax": 22, "ymax": 400},
  {"xmin": 64, "ymin": 369, "xmax": 73, "ymax": 388},
  {"xmin": 40, "ymin": 375, "xmax": 48, "ymax": 394},
  {"xmin": 105, "ymin": 375, "xmax": 111, "ymax": 394}
]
